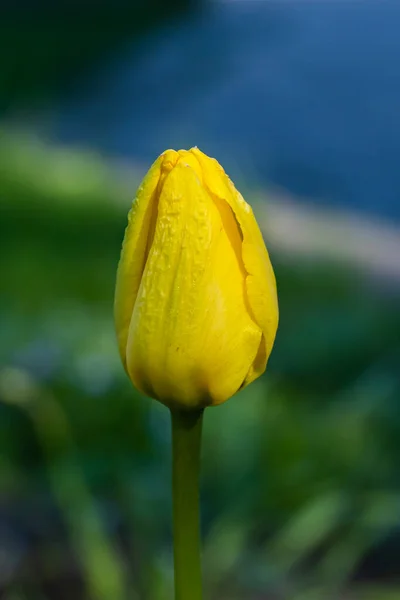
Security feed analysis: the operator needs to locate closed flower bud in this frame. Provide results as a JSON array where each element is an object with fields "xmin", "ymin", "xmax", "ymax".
[{"xmin": 114, "ymin": 148, "xmax": 278, "ymax": 410}]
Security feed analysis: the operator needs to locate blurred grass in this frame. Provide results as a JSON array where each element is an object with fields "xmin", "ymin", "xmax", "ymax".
[{"xmin": 0, "ymin": 130, "xmax": 400, "ymax": 599}]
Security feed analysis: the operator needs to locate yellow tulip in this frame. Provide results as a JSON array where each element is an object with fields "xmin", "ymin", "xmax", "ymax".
[{"xmin": 114, "ymin": 147, "xmax": 278, "ymax": 410}]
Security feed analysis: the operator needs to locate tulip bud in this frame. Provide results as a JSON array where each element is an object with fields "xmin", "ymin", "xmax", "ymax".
[{"xmin": 114, "ymin": 148, "xmax": 278, "ymax": 410}]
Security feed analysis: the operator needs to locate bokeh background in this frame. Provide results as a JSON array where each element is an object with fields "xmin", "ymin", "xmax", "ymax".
[{"xmin": 1, "ymin": 1, "xmax": 400, "ymax": 599}]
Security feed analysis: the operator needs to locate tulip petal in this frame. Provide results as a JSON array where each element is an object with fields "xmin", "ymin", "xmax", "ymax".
[
  {"xmin": 126, "ymin": 161, "xmax": 262, "ymax": 408},
  {"xmin": 114, "ymin": 150, "xmax": 179, "ymax": 368},
  {"xmin": 191, "ymin": 147, "xmax": 279, "ymax": 385}
]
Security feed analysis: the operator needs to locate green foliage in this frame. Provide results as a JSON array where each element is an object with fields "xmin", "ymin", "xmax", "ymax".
[
  {"xmin": 0, "ymin": 1, "xmax": 196, "ymax": 112},
  {"xmin": 1, "ymin": 131, "xmax": 399, "ymax": 599}
]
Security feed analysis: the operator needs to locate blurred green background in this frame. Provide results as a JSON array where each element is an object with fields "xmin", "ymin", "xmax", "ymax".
[{"xmin": 1, "ymin": 2, "xmax": 400, "ymax": 600}]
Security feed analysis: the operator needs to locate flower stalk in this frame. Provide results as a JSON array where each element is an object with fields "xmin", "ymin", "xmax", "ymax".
[{"xmin": 171, "ymin": 409, "xmax": 204, "ymax": 600}]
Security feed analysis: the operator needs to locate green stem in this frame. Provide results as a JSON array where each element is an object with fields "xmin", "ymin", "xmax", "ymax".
[{"xmin": 171, "ymin": 408, "xmax": 204, "ymax": 600}]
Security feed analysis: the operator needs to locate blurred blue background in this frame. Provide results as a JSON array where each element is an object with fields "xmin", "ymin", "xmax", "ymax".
[{"xmin": 1, "ymin": 1, "xmax": 400, "ymax": 599}]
